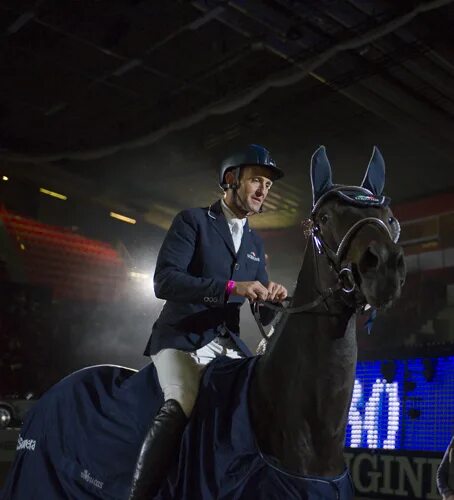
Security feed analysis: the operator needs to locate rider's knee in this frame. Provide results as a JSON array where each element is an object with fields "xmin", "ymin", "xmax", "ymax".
[{"xmin": 163, "ymin": 385, "xmax": 198, "ymax": 418}]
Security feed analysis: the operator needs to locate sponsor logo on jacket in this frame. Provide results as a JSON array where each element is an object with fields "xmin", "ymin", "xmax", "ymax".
[{"xmin": 247, "ymin": 251, "xmax": 260, "ymax": 262}]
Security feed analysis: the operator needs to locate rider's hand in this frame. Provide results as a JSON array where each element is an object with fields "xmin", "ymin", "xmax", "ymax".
[
  {"xmin": 232, "ymin": 281, "xmax": 269, "ymax": 302},
  {"xmin": 266, "ymin": 281, "xmax": 288, "ymax": 302}
]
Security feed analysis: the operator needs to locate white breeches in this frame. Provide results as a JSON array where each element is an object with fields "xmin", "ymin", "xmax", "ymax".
[{"xmin": 151, "ymin": 338, "xmax": 244, "ymax": 417}]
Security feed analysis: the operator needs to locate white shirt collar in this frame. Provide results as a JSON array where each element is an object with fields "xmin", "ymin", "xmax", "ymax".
[{"xmin": 221, "ymin": 199, "xmax": 247, "ymax": 227}]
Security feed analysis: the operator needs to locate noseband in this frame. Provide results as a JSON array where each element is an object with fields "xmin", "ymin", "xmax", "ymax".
[
  {"xmin": 252, "ymin": 187, "xmax": 401, "ymax": 341},
  {"xmin": 312, "ymin": 216, "xmax": 399, "ymax": 294}
]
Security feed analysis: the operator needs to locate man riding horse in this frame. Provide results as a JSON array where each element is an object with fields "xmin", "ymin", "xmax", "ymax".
[
  {"xmin": 130, "ymin": 144, "xmax": 288, "ymax": 498},
  {"xmin": 2, "ymin": 145, "xmax": 405, "ymax": 500}
]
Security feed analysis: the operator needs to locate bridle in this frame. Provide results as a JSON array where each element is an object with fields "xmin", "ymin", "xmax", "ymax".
[{"xmin": 252, "ymin": 186, "xmax": 401, "ymax": 341}]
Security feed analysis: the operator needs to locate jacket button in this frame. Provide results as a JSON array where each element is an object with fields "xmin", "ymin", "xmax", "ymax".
[{"xmin": 234, "ymin": 263, "xmax": 240, "ymax": 271}]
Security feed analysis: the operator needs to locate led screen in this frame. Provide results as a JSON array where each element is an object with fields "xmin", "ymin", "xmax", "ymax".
[{"xmin": 346, "ymin": 356, "xmax": 454, "ymax": 451}]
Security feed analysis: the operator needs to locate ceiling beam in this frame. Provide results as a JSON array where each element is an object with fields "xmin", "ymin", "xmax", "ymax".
[{"xmin": 1, "ymin": 0, "xmax": 452, "ymax": 163}]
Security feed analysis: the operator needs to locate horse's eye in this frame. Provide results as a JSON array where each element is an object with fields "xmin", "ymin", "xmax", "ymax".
[
  {"xmin": 388, "ymin": 217, "xmax": 395, "ymax": 225},
  {"xmin": 320, "ymin": 214, "xmax": 329, "ymax": 224}
]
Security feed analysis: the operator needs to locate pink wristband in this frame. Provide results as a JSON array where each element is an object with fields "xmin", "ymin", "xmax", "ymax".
[{"xmin": 226, "ymin": 280, "xmax": 235, "ymax": 296}]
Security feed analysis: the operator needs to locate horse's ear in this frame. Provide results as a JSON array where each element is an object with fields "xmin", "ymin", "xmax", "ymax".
[
  {"xmin": 311, "ymin": 146, "xmax": 333, "ymax": 206},
  {"xmin": 361, "ymin": 146, "xmax": 385, "ymax": 196}
]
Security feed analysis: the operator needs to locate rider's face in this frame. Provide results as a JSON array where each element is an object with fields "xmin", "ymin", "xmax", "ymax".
[{"xmin": 236, "ymin": 166, "xmax": 273, "ymax": 213}]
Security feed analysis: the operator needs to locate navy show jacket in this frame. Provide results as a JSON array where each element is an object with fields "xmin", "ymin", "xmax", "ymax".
[{"xmin": 144, "ymin": 200, "xmax": 269, "ymax": 356}]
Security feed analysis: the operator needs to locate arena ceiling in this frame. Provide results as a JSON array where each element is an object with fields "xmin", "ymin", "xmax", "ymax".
[{"xmin": 1, "ymin": 0, "xmax": 454, "ymax": 231}]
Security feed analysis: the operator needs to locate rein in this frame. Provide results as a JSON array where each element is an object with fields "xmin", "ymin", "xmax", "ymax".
[{"xmin": 251, "ymin": 281, "xmax": 345, "ymax": 342}]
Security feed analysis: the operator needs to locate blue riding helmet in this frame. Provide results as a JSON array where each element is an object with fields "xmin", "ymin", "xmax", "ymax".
[{"xmin": 219, "ymin": 144, "xmax": 284, "ymax": 189}]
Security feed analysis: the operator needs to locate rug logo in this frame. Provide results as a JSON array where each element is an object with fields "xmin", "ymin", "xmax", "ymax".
[
  {"xmin": 247, "ymin": 251, "xmax": 260, "ymax": 262},
  {"xmin": 80, "ymin": 469, "xmax": 104, "ymax": 489},
  {"xmin": 16, "ymin": 435, "xmax": 36, "ymax": 451}
]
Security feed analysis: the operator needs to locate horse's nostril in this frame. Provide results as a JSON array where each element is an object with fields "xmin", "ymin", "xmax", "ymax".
[
  {"xmin": 396, "ymin": 253, "xmax": 405, "ymax": 272},
  {"xmin": 359, "ymin": 247, "xmax": 380, "ymax": 273},
  {"xmin": 397, "ymin": 252, "xmax": 406, "ymax": 287}
]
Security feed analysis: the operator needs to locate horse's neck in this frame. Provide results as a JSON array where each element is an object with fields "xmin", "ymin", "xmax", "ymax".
[{"xmin": 250, "ymin": 241, "xmax": 357, "ymax": 476}]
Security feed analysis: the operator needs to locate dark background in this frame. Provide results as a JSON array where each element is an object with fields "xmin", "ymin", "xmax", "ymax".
[{"xmin": 0, "ymin": 0, "xmax": 453, "ymax": 396}]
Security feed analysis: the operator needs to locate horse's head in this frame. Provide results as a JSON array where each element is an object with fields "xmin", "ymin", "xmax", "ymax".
[{"xmin": 309, "ymin": 146, "xmax": 406, "ymax": 309}]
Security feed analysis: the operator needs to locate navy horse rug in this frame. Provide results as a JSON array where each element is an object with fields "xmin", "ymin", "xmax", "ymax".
[{"xmin": 1, "ymin": 357, "xmax": 353, "ymax": 499}]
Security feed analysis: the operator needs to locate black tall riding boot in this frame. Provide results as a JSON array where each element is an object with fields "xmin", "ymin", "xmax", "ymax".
[{"xmin": 128, "ymin": 399, "xmax": 187, "ymax": 500}]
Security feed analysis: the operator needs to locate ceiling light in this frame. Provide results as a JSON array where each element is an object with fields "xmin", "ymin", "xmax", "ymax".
[
  {"xmin": 110, "ymin": 212, "xmax": 136, "ymax": 224},
  {"xmin": 39, "ymin": 187, "xmax": 67, "ymax": 200}
]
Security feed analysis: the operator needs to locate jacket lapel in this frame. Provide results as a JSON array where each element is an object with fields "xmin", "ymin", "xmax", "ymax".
[
  {"xmin": 207, "ymin": 200, "xmax": 236, "ymax": 257},
  {"xmin": 237, "ymin": 219, "xmax": 252, "ymax": 261}
]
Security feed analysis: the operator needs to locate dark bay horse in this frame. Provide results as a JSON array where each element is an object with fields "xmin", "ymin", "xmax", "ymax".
[
  {"xmin": 2, "ymin": 146, "xmax": 405, "ymax": 500},
  {"xmin": 250, "ymin": 145, "xmax": 405, "ymax": 481}
]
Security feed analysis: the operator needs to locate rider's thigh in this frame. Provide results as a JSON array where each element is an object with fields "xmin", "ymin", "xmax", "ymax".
[
  {"xmin": 190, "ymin": 340, "xmax": 223, "ymax": 365},
  {"xmin": 225, "ymin": 346, "xmax": 245, "ymax": 360},
  {"xmin": 151, "ymin": 348, "xmax": 203, "ymax": 417}
]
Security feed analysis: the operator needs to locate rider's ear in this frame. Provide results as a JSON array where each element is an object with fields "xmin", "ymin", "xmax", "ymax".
[
  {"xmin": 311, "ymin": 146, "xmax": 333, "ymax": 206},
  {"xmin": 361, "ymin": 146, "xmax": 385, "ymax": 196}
]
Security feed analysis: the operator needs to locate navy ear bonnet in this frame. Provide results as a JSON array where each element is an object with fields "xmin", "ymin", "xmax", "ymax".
[{"xmin": 311, "ymin": 145, "xmax": 390, "ymax": 213}]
